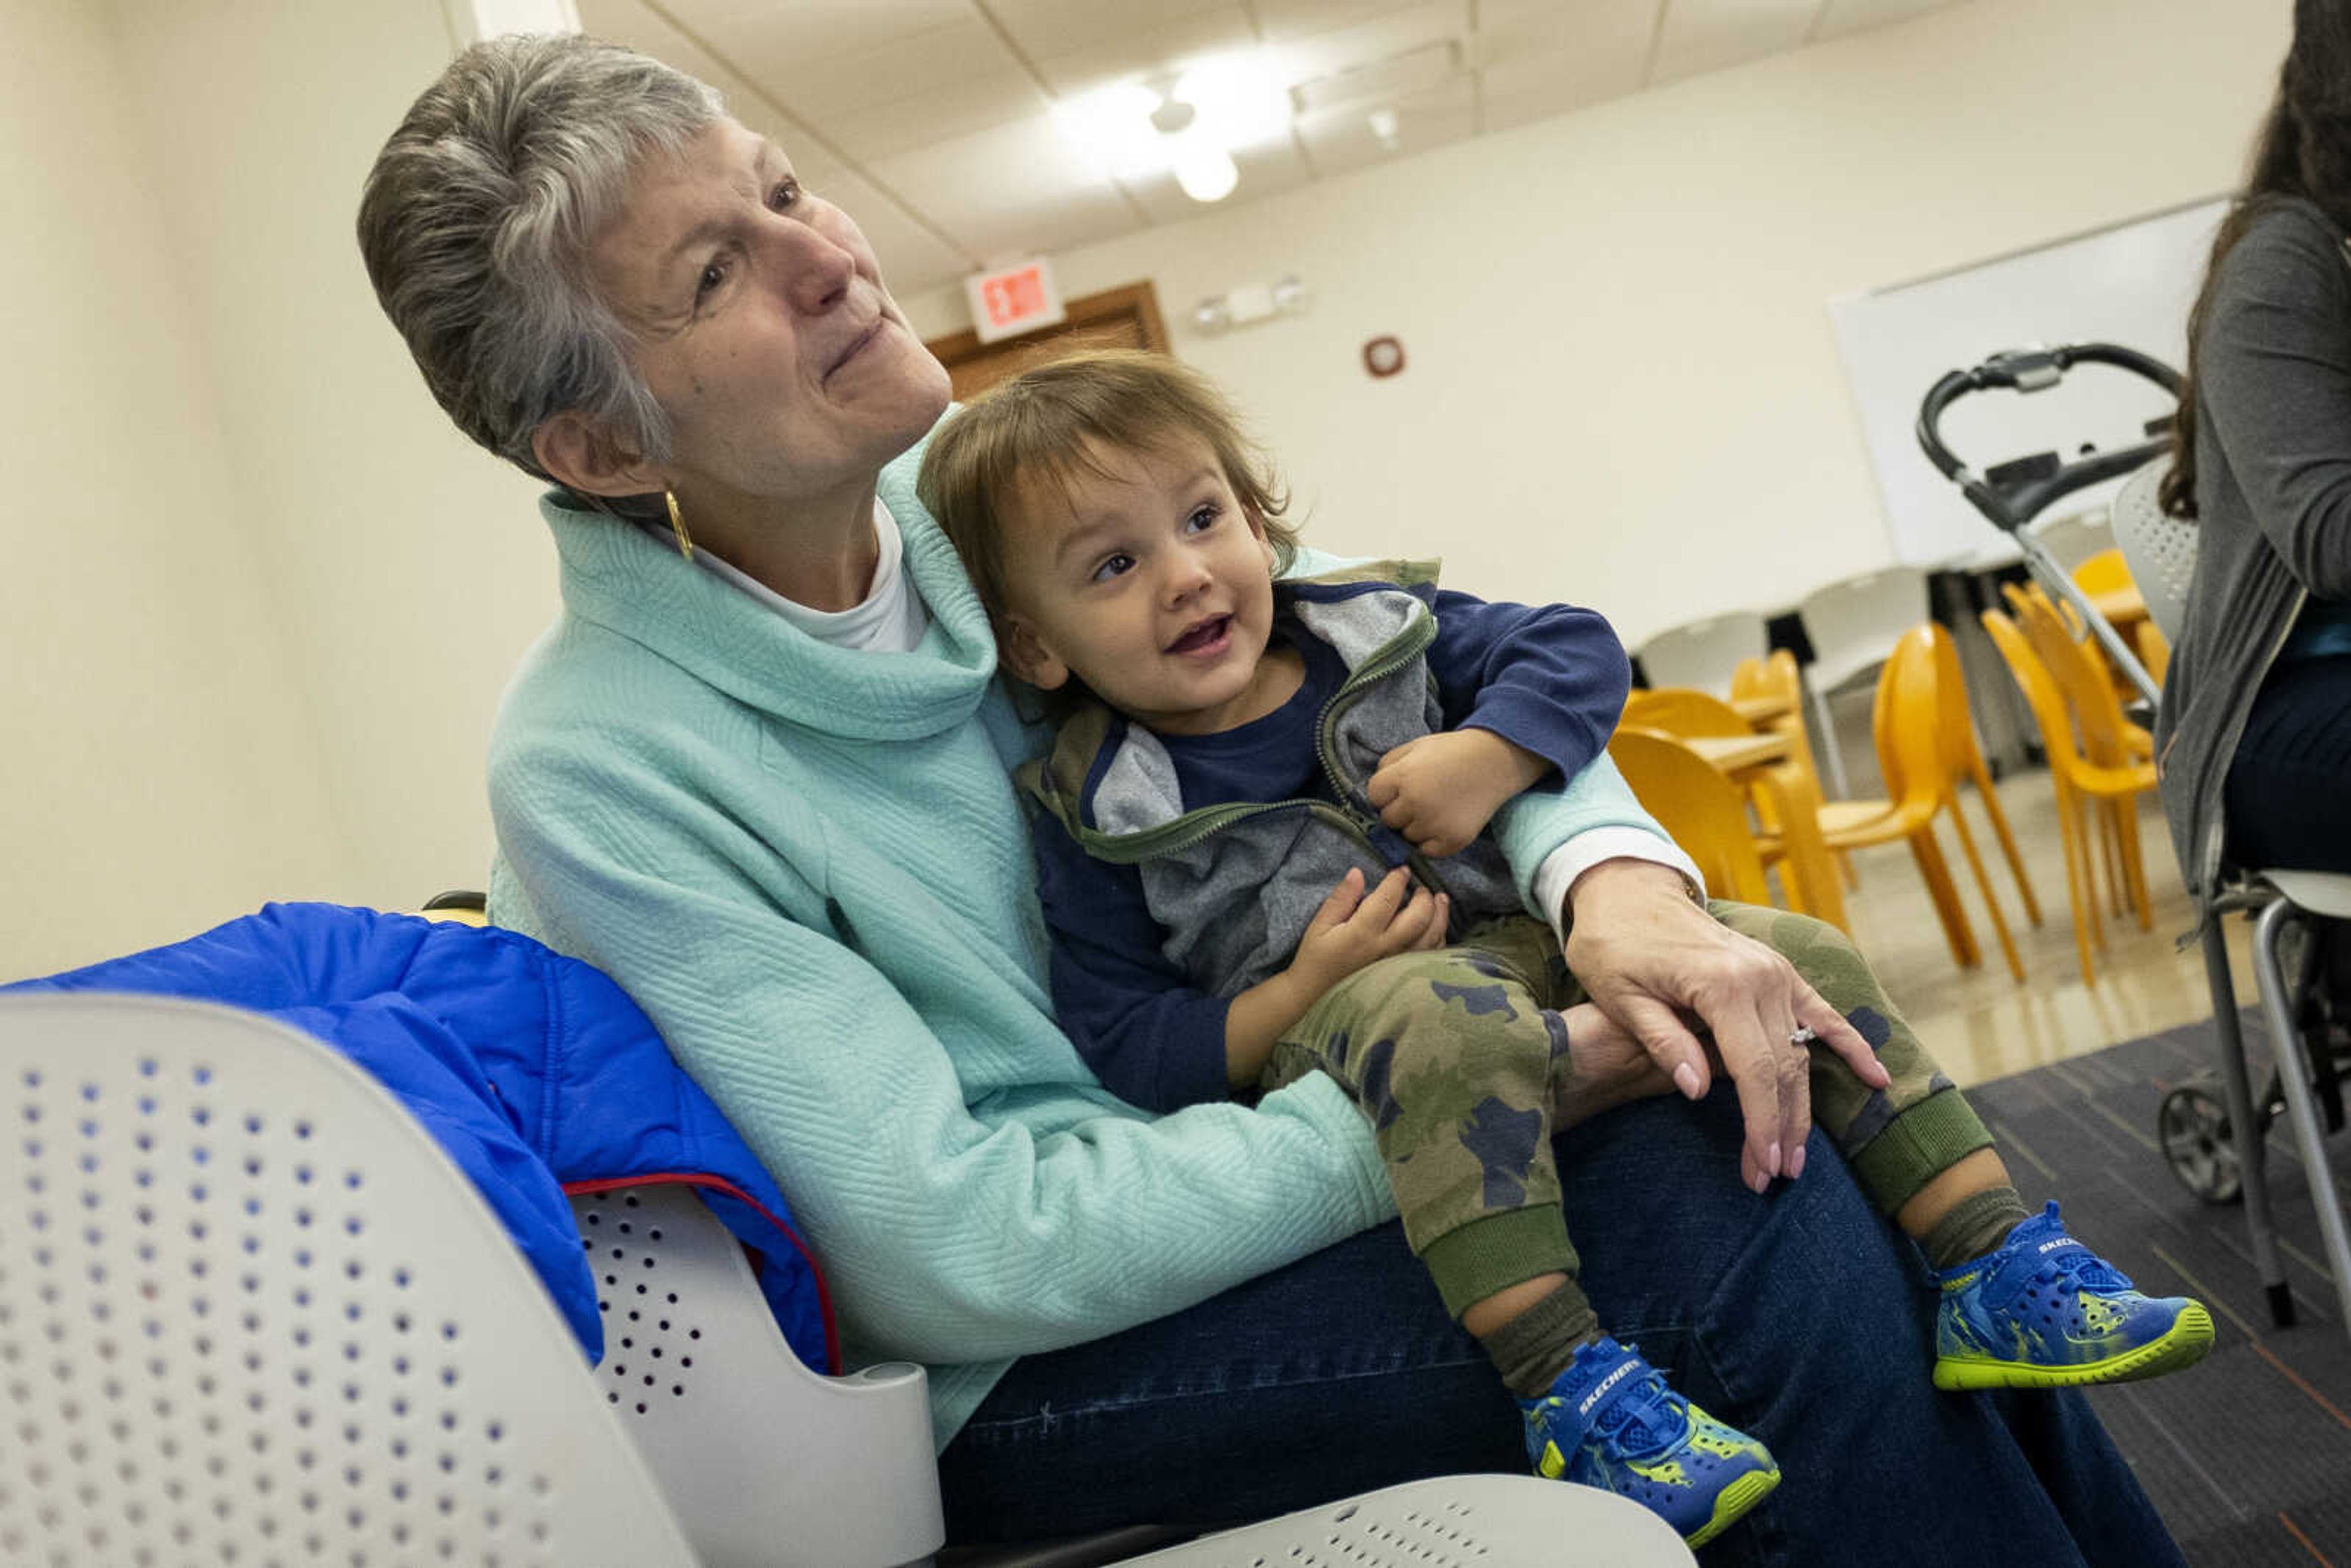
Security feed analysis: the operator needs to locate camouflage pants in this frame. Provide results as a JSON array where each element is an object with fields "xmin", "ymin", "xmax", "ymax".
[{"xmin": 1260, "ymin": 902, "xmax": 1991, "ymax": 1319}]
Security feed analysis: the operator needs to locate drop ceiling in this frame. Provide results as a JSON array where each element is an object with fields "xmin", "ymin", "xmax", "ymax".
[{"xmin": 572, "ymin": 0, "xmax": 1973, "ymax": 299}]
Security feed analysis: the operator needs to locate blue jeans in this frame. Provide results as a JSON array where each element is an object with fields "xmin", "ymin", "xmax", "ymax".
[
  {"xmin": 938, "ymin": 1086, "xmax": 2185, "ymax": 1566},
  {"xmin": 2225, "ymin": 652, "xmax": 2351, "ymax": 874}
]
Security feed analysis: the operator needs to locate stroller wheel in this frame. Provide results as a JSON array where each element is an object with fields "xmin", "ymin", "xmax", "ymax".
[{"xmin": 2158, "ymin": 1083, "xmax": 2242, "ymax": 1205}]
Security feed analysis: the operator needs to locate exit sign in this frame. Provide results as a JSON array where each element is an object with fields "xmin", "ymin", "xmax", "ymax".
[{"xmin": 964, "ymin": 258, "xmax": 1067, "ymax": 344}]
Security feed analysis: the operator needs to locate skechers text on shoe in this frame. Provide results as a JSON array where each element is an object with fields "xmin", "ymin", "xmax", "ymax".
[
  {"xmin": 1934, "ymin": 1201, "xmax": 2214, "ymax": 1390},
  {"xmin": 1520, "ymin": 1336, "xmax": 1780, "ymax": 1548}
]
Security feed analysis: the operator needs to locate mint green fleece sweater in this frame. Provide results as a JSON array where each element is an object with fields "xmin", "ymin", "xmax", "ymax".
[{"xmin": 484, "ymin": 434, "xmax": 1671, "ymax": 1449}]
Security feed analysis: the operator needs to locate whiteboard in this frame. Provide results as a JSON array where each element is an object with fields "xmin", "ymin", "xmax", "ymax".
[{"xmin": 1829, "ymin": 198, "xmax": 2227, "ymax": 569}]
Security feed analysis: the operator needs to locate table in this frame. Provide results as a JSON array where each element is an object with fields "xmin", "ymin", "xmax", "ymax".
[{"xmin": 1682, "ymin": 732, "xmax": 1850, "ymax": 933}]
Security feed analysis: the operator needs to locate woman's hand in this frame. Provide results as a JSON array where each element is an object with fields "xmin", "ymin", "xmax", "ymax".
[
  {"xmin": 1367, "ymin": 730, "xmax": 1551, "ymax": 858},
  {"xmin": 1561, "ymin": 859, "xmax": 1890, "ymax": 1193}
]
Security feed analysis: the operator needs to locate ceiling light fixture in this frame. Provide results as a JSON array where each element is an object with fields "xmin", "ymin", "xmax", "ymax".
[
  {"xmin": 1057, "ymin": 51, "xmax": 1289, "ymax": 205},
  {"xmin": 1169, "ymin": 139, "xmax": 1239, "ymax": 203}
]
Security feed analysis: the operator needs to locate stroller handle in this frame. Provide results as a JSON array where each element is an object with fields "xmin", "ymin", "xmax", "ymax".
[{"xmin": 1915, "ymin": 342, "xmax": 2184, "ymax": 533}]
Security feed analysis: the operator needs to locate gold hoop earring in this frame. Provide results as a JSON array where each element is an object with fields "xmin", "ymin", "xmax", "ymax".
[{"xmin": 664, "ymin": 490, "xmax": 694, "ymax": 561}]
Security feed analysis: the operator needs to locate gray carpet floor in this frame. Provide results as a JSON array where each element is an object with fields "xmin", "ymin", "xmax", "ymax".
[{"xmin": 1963, "ymin": 1012, "xmax": 2351, "ymax": 1566}]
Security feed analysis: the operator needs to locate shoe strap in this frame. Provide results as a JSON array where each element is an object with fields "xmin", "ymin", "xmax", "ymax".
[{"xmin": 1568, "ymin": 1348, "xmax": 1682, "ymax": 1458}]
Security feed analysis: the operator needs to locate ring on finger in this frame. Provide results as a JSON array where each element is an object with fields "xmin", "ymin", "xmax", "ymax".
[{"xmin": 1788, "ymin": 1025, "xmax": 1818, "ymax": 1046}]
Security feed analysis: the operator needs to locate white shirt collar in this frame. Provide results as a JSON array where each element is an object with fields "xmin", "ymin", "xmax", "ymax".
[{"xmin": 645, "ymin": 496, "xmax": 932, "ymax": 653}]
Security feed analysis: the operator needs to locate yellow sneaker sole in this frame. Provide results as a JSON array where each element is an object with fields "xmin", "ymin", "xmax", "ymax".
[
  {"xmin": 1932, "ymin": 1302, "xmax": 2215, "ymax": 1391},
  {"xmin": 1685, "ymin": 1466, "xmax": 1782, "ymax": 1549}
]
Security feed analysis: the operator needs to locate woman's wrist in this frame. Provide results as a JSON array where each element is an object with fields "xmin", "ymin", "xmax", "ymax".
[
  {"xmin": 1548, "ymin": 1002, "xmax": 1676, "ymax": 1130},
  {"xmin": 1564, "ymin": 855, "xmax": 1703, "ymax": 925}
]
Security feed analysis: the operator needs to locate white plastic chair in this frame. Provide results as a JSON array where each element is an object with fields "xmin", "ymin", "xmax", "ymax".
[
  {"xmin": 3, "ymin": 991, "xmax": 1699, "ymax": 1567},
  {"xmin": 0, "ymin": 991, "xmax": 700, "ymax": 1567},
  {"xmin": 569, "ymin": 1184, "xmax": 939, "ymax": 1566},
  {"xmin": 2025, "ymin": 506, "xmax": 2117, "ymax": 574},
  {"xmin": 1795, "ymin": 566, "xmax": 1930, "ymax": 798},
  {"xmin": 581, "ymin": 1187, "xmax": 1694, "ymax": 1568},
  {"xmin": 1633, "ymin": 612, "xmax": 1769, "ymax": 697},
  {"xmin": 1115, "ymin": 1474, "xmax": 1693, "ymax": 1564},
  {"xmin": 2110, "ymin": 459, "xmax": 2351, "ymax": 1340}
]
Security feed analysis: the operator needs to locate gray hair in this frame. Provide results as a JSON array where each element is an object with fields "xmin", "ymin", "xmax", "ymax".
[{"xmin": 358, "ymin": 34, "xmax": 724, "ymax": 482}]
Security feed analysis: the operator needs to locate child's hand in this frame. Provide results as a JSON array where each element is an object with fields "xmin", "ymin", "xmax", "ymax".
[
  {"xmin": 1289, "ymin": 866, "xmax": 1450, "ymax": 996},
  {"xmin": 1367, "ymin": 730, "xmax": 1552, "ymax": 858}
]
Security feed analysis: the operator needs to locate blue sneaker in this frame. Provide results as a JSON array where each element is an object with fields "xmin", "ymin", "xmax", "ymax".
[
  {"xmin": 1933, "ymin": 1201, "xmax": 2214, "ymax": 1391},
  {"xmin": 1520, "ymin": 1337, "xmax": 1780, "ymax": 1548}
]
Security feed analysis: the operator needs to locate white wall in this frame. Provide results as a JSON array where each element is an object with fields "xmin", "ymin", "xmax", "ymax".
[
  {"xmin": 904, "ymin": 0, "xmax": 2289, "ymax": 648},
  {"xmin": 0, "ymin": 1, "xmax": 354, "ymax": 980},
  {"xmin": 105, "ymin": 0, "xmax": 557, "ymax": 911},
  {"xmin": 0, "ymin": 0, "xmax": 2293, "ymax": 979}
]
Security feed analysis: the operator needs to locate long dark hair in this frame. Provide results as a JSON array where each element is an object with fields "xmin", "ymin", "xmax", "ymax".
[{"xmin": 2164, "ymin": 0, "xmax": 2351, "ymax": 517}]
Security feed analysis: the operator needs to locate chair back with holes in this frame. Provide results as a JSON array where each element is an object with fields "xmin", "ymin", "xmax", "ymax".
[
  {"xmin": 0, "ymin": 991, "xmax": 697, "ymax": 1567},
  {"xmin": 1633, "ymin": 612, "xmax": 1769, "ymax": 697},
  {"xmin": 2109, "ymin": 458, "xmax": 2199, "ymax": 642},
  {"xmin": 569, "ymin": 1183, "xmax": 941, "ymax": 1568},
  {"xmin": 1796, "ymin": 566, "xmax": 1930, "ymax": 695},
  {"xmin": 2025, "ymin": 508, "xmax": 2116, "ymax": 573},
  {"xmin": 1122, "ymin": 1474, "xmax": 1695, "ymax": 1566},
  {"xmin": 1607, "ymin": 729, "xmax": 1775, "ymax": 904}
]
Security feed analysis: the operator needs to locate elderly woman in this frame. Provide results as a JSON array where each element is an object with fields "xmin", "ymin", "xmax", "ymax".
[{"xmin": 359, "ymin": 34, "xmax": 2183, "ymax": 1562}]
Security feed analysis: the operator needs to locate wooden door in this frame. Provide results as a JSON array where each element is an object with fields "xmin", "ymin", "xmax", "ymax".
[{"xmin": 924, "ymin": 281, "xmax": 1170, "ymax": 400}]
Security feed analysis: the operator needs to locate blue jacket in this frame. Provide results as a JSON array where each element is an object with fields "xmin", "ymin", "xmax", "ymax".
[{"xmin": 6, "ymin": 902, "xmax": 835, "ymax": 1375}]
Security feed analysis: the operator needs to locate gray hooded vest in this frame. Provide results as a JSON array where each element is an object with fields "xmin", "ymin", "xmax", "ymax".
[{"xmin": 1021, "ymin": 563, "xmax": 1526, "ymax": 999}]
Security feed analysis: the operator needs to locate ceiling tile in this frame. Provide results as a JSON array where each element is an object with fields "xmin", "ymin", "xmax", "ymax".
[
  {"xmin": 1475, "ymin": 0, "xmax": 1656, "ymax": 66},
  {"xmin": 1813, "ymin": 0, "xmax": 1963, "ymax": 42},
  {"xmin": 1294, "ymin": 74, "xmax": 1471, "ymax": 179},
  {"xmin": 817, "ymin": 72, "xmax": 1052, "ymax": 162},
  {"xmin": 1120, "ymin": 133, "xmax": 1314, "ymax": 225},
  {"xmin": 1270, "ymin": 1, "xmax": 1468, "ymax": 88},
  {"xmin": 867, "ymin": 114, "xmax": 1144, "ymax": 262},
  {"xmin": 716, "ymin": 15, "xmax": 1022, "ymax": 119},
  {"xmin": 659, "ymin": 0, "xmax": 970, "ymax": 64},
  {"xmin": 1476, "ymin": 0, "xmax": 1657, "ymax": 132},
  {"xmin": 1650, "ymin": 0, "xmax": 1818, "ymax": 84},
  {"xmin": 1250, "ymin": 0, "xmax": 1425, "ymax": 44},
  {"xmin": 986, "ymin": 0, "xmax": 1234, "ymax": 59},
  {"xmin": 1029, "ymin": 6, "xmax": 1259, "ymax": 99}
]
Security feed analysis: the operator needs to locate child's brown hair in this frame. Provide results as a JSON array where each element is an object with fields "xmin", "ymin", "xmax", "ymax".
[{"xmin": 917, "ymin": 347, "xmax": 1300, "ymax": 634}]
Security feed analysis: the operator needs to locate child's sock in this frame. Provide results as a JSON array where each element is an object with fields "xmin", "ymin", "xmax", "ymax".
[
  {"xmin": 1480, "ymin": 1281, "xmax": 1600, "ymax": 1397},
  {"xmin": 1922, "ymin": 1184, "xmax": 2032, "ymax": 1271}
]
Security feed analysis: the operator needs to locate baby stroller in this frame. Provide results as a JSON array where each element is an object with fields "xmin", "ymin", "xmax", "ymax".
[{"xmin": 1916, "ymin": 343, "xmax": 2351, "ymax": 1334}]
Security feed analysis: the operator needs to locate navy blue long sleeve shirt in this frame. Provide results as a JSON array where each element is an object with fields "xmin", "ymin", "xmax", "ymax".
[{"xmin": 1032, "ymin": 585, "xmax": 1629, "ymax": 1113}]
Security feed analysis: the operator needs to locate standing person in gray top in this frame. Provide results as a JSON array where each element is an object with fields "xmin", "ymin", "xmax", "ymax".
[{"xmin": 2157, "ymin": 0, "xmax": 2351, "ymax": 890}]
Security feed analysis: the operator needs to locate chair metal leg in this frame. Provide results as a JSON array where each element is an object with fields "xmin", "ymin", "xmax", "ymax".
[
  {"xmin": 2251, "ymin": 897, "xmax": 2351, "ymax": 1338},
  {"xmin": 2203, "ymin": 915, "xmax": 2293, "ymax": 1327}
]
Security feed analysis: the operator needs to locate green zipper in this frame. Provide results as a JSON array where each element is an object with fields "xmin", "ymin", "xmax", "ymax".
[
  {"xmin": 1312, "ymin": 607, "xmax": 1448, "ymax": 891},
  {"xmin": 1067, "ymin": 596, "xmax": 1444, "ymax": 885}
]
